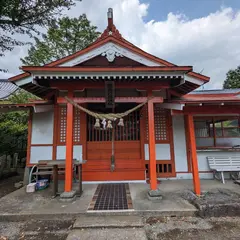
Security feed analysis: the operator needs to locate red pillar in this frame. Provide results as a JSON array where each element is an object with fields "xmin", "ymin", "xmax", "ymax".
[
  {"xmin": 148, "ymin": 98, "xmax": 157, "ymax": 190},
  {"xmin": 186, "ymin": 114, "xmax": 201, "ymax": 195},
  {"xmin": 65, "ymin": 92, "xmax": 74, "ymax": 192}
]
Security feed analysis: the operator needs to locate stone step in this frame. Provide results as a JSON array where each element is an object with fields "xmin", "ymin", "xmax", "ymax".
[
  {"xmin": 73, "ymin": 215, "xmax": 144, "ymax": 229},
  {"xmin": 67, "ymin": 228, "xmax": 147, "ymax": 240}
]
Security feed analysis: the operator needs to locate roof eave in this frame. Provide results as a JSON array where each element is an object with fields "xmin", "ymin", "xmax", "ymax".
[{"xmin": 21, "ymin": 66, "xmax": 193, "ymax": 73}]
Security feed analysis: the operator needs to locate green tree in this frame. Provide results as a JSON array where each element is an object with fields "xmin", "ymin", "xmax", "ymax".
[
  {"xmin": 0, "ymin": 0, "xmax": 79, "ymax": 58},
  {"xmin": 0, "ymin": 90, "xmax": 36, "ymax": 155},
  {"xmin": 0, "ymin": 111, "xmax": 28, "ymax": 155},
  {"xmin": 8, "ymin": 89, "xmax": 38, "ymax": 104},
  {"xmin": 21, "ymin": 15, "xmax": 100, "ymax": 65},
  {"xmin": 223, "ymin": 66, "xmax": 240, "ymax": 89}
]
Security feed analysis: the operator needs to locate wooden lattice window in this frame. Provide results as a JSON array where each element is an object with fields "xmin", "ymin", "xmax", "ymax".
[
  {"xmin": 87, "ymin": 111, "xmax": 140, "ymax": 142},
  {"xmin": 145, "ymin": 161, "xmax": 173, "ymax": 177},
  {"xmin": 145, "ymin": 106, "xmax": 169, "ymax": 142},
  {"xmin": 73, "ymin": 108, "xmax": 81, "ymax": 143},
  {"xmin": 145, "ymin": 106, "xmax": 149, "ymax": 141},
  {"xmin": 154, "ymin": 106, "xmax": 168, "ymax": 141},
  {"xmin": 59, "ymin": 106, "xmax": 67, "ymax": 143},
  {"xmin": 57, "ymin": 106, "xmax": 81, "ymax": 144}
]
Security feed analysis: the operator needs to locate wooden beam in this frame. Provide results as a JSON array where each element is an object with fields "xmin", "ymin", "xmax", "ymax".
[
  {"xmin": 26, "ymin": 109, "xmax": 33, "ymax": 166},
  {"xmin": 57, "ymin": 97, "xmax": 163, "ymax": 104},
  {"xmin": 171, "ymin": 105, "xmax": 240, "ymax": 115},
  {"xmin": 183, "ymin": 105, "xmax": 240, "ymax": 114},
  {"xmin": 184, "ymin": 115, "xmax": 192, "ymax": 173},
  {"xmin": 186, "ymin": 115, "xmax": 201, "ymax": 195},
  {"xmin": 45, "ymin": 90, "xmax": 56, "ymax": 100},
  {"xmin": 65, "ymin": 91, "xmax": 74, "ymax": 192},
  {"xmin": 22, "ymin": 66, "xmax": 192, "ymax": 72},
  {"xmin": 169, "ymin": 89, "xmax": 183, "ymax": 98},
  {"xmin": 178, "ymin": 85, "xmax": 191, "ymax": 92},
  {"xmin": 52, "ymin": 104, "xmax": 58, "ymax": 161},
  {"xmin": 50, "ymin": 81, "xmax": 170, "ymax": 90},
  {"xmin": 160, "ymin": 103, "xmax": 185, "ymax": 110},
  {"xmin": 148, "ymin": 93, "xmax": 157, "ymax": 190},
  {"xmin": 33, "ymin": 105, "xmax": 53, "ymax": 113},
  {"xmin": 171, "ymin": 110, "xmax": 183, "ymax": 116}
]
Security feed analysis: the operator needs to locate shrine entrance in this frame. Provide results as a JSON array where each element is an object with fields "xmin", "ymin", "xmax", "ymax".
[{"xmin": 84, "ymin": 103, "xmax": 145, "ymax": 181}]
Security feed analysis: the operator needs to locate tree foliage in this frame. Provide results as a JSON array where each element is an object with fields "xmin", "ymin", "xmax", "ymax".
[
  {"xmin": 0, "ymin": 111, "xmax": 28, "ymax": 155},
  {"xmin": 0, "ymin": 90, "xmax": 36, "ymax": 155},
  {"xmin": 223, "ymin": 66, "xmax": 240, "ymax": 89},
  {"xmin": 21, "ymin": 15, "xmax": 100, "ymax": 65},
  {"xmin": 8, "ymin": 89, "xmax": 38, "ymax": 104},
  {"xmin": 0, "ymin": 0, "xmax": 79, "ymax": 58}
]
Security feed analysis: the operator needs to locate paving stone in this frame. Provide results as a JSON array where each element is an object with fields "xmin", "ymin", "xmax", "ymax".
[
  {"xmin": 67, "ymin": 228, "xmax": 147, "ymax": 240},
  {"xmin": 73, "ymin": 215, "xmax": 144, "ymax": 228}
]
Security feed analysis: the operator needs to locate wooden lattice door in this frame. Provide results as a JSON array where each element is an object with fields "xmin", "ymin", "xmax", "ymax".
[
  {"xmin": 86, "ymin": 104, "xmax": 142, "ymax": 171},
  {"xmin": 145, "ymin": 105, "xmax": 176, "ymax": 178}
]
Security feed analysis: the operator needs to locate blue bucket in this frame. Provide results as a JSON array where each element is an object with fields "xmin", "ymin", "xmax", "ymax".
[{"xmin": 36, "ymin": 179, "xmax": 49, "ymax": 190}]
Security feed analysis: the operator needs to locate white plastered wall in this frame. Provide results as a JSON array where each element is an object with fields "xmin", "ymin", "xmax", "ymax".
[
  {"xmin": 175, "ymin": 151, "xmax": 240, "ymax": 180},
  {"xmin": 29, "ymin": 109, "xmax": 83, "ymax": 164},
  {"xmin": 30, "ymin": 146, "xmax": 53, "ymax": 164},
  {"xmin": 30, "ymin": 111, "xmax": 54, "ymax": 164},
  {"xmin": 144, "ymin": 144, "xmax": 171, "ymax": 160},
  {"xmin": 172, "ymin": 115, "xmax": 188, "ymax": 172},
  {"xmin": 56, "ymin": 145, "xmax": 83, "ymax": 161},
  {"xmin": 172, "ymin": 115, "xmax": 214, "ymax": 179},
  {"xmin": 143, "ymin": 115, "xmax": 187, "ymax": 170},
  {"xmin": 31, "ymin": 111, "xmax": 54, "ymax": 144}
]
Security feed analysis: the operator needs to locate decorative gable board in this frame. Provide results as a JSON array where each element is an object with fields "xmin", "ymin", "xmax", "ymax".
[
  {"xmin": 60, "ymin": 42, "xmax": 162, "ymax": 67},
  {"xmin": 75, "ymin": 55, "xmax": 145, "ymax": 67}
]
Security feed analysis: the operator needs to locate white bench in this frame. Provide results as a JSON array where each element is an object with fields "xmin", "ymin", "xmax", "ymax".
[{"xmin": 207, "ymin": 156, "xmax": 240, "ymax": 184}]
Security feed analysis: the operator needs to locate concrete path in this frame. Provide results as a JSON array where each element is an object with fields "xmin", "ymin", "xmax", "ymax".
[
  {"xmin": 129, "ymin": 183, "xmax": 196, "ymax": 216},
  {"xmin": 67, "ymin": 228, "xmax": 147, "ymax": 240},
  {"xmin": 67, "ymin": 215, "xmax": 147, "ymax": 240},
  {"xmin": 73, "ymin": 215, "xmax": 144, "ymax": 228},
  {"xmin": 0, "ymin": 180, "xmax": 240, "ymax": 221}
]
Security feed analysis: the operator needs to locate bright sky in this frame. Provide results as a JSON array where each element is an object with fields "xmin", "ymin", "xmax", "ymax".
[{"xmin": 1, "ymin": 0, "xmax": 240, "ymax": 89}]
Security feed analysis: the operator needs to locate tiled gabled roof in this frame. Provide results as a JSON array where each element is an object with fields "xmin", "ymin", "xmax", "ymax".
[{"xmin": 0, "ymin": 79, "xmax": 18, "ymax": 99}]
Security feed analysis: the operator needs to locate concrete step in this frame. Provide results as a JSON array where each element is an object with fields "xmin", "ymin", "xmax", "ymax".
[
  {"xmin": 67, "ymin": 228, "xmax": 147, "ymax": 240},
  {"xmin": 73, "ymin": 215, "xmax": 144, "ymax": 228},
  {"xmin": 0, "ymin": 208, "xmax": 197, "ymax": 222}
]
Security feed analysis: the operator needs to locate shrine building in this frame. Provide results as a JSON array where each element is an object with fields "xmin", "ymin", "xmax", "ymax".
[{"xmin": 8, "ymin": 9, "xmax": 240, "ymax": 195}]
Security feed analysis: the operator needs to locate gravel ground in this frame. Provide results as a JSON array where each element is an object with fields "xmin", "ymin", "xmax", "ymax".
[
  {"xmin": 1, "ymin": 217, "xmax": 240, "ymax": 240},
  {"xmin": 182, "ymin": 189, "xmax": 240, "ymax": 217},
  {"xmin": 145, "ymin": 216, "xmax": 240, "ymax": 240},
  {"xmin": 0, "ymin": 219, "xmax": 74, "ymax": 240},
  {"xmin": 0, "ymin": 174, "xmax": 23, "ymax": 199}
]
